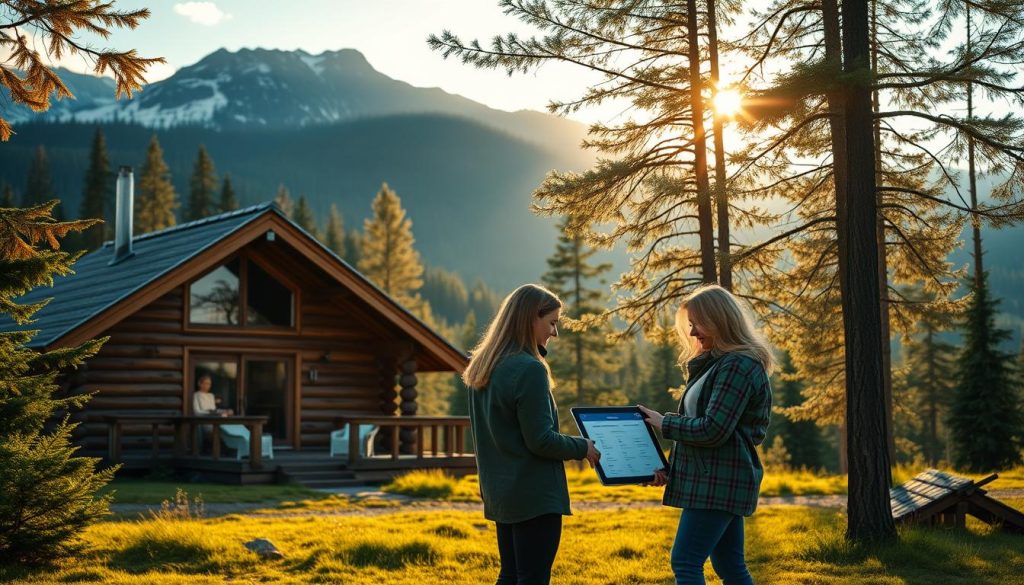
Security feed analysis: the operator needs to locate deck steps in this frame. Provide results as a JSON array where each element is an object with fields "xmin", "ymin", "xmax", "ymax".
[{"xmin": 277, "ymin": 459, "xmax": 361, "ymax": 489}]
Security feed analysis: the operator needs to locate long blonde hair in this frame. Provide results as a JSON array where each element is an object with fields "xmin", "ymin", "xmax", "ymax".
[
  {"xmin": 463, "ymin": 284, "xmax": 561, "ymax": 389},
  {"xmin": 675, "ymin": 284, "xmax": 775, "ymax": 373}
]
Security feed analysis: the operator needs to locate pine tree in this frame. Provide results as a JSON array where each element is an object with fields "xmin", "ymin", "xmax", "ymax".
[
  {"xmin": 293, "ymin": 195, "xmax": 319, "ymax": 238},
  {"xmin": 949, "ymin": 272, "xmax": 1024, "ymax": 471},
  {"xmin": 0, "ymin": 183, "xmax": 15, "ymax": 207},
  {"xmin": 186, "ymin": 145, "xmax": 217, "ymax": 221},
  {"xmin": 358, "ymin": 183, "xmax": 424, "ymax": 307},
  {"xmin": 897, "ymin": 291, "xmax": 959, "ymax": 465},
  {"xmin": 0, "ymin": 3, "xmax": 162, "ymax": 141},
  {"xmin": 323, "ymin": 204, "xmax": 346, "ymax": 257},
  {"xmin": 768, "ymin": 354, "xmax": 825, "ymax": 470},
  {"xmin": 274, "ymin": 184, "xmax": 293, "ymax": 217},
  {"xmin": 421, "ymin": 266, "xmax": 470, "ymax": 325},
  {"xmin": 219, "ymin": 174, "xmax": 239, "ymax": 212},
  {"xmin": 639, "ymin": 316, "xmax": 684, "ymax": 418},
  {"xmin": 542, "ymin": 217, "xmax": 617, "ymax": 406},
  {"xmin": 23, "ymin": 146, "xmax": 53, "ymax": 206},
  {"xmin": 343, "ymin": 227, "xmax": 362, "ymax": 267},
  {"xmin": 429, "ymin": 4, "xmax": 763, "ymax": 329},
  {"xmin": 0, "ymin": 201, "xmax": 114, "ymax": 565},
  {"xmin": 135, "ymin": 135, "xmax": 177, "ymax": 233},
  {"xmin": 79, "ymin": 128, "xmax": 112, "ymax": 250}
]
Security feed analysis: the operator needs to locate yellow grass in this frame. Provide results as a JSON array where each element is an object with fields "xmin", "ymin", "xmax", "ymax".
[{"xmin": 4, "ymin": 500, "xmax": 1023, "ymax": 584}]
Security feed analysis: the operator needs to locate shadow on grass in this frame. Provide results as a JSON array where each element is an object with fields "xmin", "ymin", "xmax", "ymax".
[
  {"xmin": 342, "ymin": 540, "xmax": 440, "ymax": 570},
  {"xmin": 108, "ymin": 536, "xmax": 215, "ymax": 574}
]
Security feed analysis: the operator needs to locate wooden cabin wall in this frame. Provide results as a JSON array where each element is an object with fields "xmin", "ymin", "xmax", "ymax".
[{"xmin": 69, "ymin": 250, "xmax": 404, "ymax": 456}]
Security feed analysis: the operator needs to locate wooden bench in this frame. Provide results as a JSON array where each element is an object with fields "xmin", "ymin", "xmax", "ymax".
[{"xmin": 890, "ymin": 468, "xmax": 1024, "ymax": 533}]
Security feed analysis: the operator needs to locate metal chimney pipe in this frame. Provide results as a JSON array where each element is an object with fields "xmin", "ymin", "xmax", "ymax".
[{"xmin": 110, "ymin": 166, "xmax": 135, "ymax": 265}]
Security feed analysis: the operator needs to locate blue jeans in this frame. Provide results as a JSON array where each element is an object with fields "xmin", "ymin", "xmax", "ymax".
[{"xmin": 671, "ymin": 508, "xmax": 754, "ymax": 585}]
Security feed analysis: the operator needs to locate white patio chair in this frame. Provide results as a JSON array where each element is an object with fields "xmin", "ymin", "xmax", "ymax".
[
  {"xmin": 329, "ymin": 424, "xmax": 378, "ymax": 458},
  {"xmin": 219, "ymin": 424, "xmax": 274, "ymax": 461}
]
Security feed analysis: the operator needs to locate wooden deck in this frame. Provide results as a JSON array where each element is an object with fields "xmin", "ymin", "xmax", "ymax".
[{"xmin": 100, "ymin": 414, "xmax": 476, "ymax": 486}]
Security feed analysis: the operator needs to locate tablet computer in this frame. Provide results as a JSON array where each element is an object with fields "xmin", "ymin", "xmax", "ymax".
[{"xmin": 571, "ymin": 406, "xmax": 669, "ymax": 485}]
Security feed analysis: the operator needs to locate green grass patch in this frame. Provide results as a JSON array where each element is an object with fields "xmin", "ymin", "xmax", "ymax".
[
  {"xmin": 381, "ymin": 469, "xmax": 458, "ymax": 498},
  {"xmin": 101, "ymin": 478, "xmax": 322, "ymax": 505},
  {"xmin": 3, "ymin": 502, "xmax": 1023, "ymax": 584}
]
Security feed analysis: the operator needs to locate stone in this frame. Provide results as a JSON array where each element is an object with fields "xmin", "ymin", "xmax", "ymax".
[{"xmin": 244, "ymin": 538, "xmax": 284, "ymax": 560}]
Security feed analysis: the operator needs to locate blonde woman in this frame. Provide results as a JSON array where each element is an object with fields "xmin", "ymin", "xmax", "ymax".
[
  {"xmin": 463, "ymin": 283, "xmax": 601, "ymax": 585},
  {"xmin": 638, "ymin": 285, "xmax": 773, "ymax": 585}
]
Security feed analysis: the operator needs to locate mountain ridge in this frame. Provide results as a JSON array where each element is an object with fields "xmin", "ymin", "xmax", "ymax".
[{"xmin": 3, "ymin": 47, "xmax": 589, "ymax": 155}]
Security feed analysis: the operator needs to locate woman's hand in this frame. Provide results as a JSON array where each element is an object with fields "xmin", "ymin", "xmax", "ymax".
[
  {"xmin": 637, "ymin": 404, "xmax": 665, "ymax": 432},
  {"xmin": 643, "ymin": 468, "xmax": 668, "ymax": 487},
  {"xmin": 584, "ymin": 439, "xmax": 601, "ymax": 468}
]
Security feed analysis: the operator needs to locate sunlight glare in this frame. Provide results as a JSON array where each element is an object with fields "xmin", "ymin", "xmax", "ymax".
[{"xmin": 713, "ymin": 89, "xmax": 743, "ymax": 117}]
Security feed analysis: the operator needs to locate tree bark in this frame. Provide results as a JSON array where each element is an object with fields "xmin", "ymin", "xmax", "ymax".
[
  {"xmin": 966, "ymin": 6, "xmax": 984, "ymax": 285},
  {"xmin": 574, "ymin": 235, "xmax": 584, "ymax": 404},
  {"xmin": 840, "ymin": 0, "xmax": 897, "ymax": 543},
  {"xmin": 871, "ymin": 0, "xmax": 897, "ymax": 466},
  {"xmin": 707, "ymin": 0, "xmax": 731, "ymax": 290},
  {"xmin": 822, "ymin": 0, "xmax": 850, "ymax": 475},
  {"xmin": 686, "ymin": 0, "xmax": 718, "ymax": 284}
]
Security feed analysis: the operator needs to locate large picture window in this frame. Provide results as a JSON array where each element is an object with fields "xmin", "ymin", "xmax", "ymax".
[{"xmin": 189, "ymin": 255, "xmax": 295, "ymax": 328}]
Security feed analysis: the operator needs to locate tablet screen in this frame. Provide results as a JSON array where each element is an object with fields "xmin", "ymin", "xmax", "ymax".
[{"xmin": 572, "ymin": 407, "xmax": 669, "ymax": 485}]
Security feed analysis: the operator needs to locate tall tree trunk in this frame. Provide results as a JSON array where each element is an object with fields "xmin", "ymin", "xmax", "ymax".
[
  {"xmin": 822, "ymin": 0, "xmax": 850, "ymax": 475},
  {"xmin": 707, "ymin": 0, "xmax": 732, "ymax": 290},
  {"xmin": 966, "ymin": 6, "xmax": 984, "ymax": 285},
  {"xmin": 925, "ymin": 327, "xmax": 939, "ymax": 465},
  {"xmin": 686, "ymin": 0, "xmax": 718, "ymax": 284},
  {"xmin": 840, "ymin": 0, "xmax": 897, "ymax": 543},
  {"xmin": 574, "ymin": 236, "xmax": 584, "ymax": 404},
  {"xmin": 871, "ymin": 0, "xmax": 897, "ymax": 466}
]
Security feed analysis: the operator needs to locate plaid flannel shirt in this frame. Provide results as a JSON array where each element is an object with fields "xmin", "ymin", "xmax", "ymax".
[{"xmin": 660, "ymin": 352, "xmax": 772, "ymax": 516}]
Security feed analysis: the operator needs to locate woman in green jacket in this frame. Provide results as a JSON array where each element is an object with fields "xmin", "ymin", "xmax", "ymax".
[
  {"xmin": 463, "ymin": 283, "xmax": 601, "ymax": 585},
  {"xmin": 638, "ymin": 285, "xmax": 773, "ymax": 585}
]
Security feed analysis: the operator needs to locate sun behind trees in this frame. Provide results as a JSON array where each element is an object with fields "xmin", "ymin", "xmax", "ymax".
[{"xmin": 432, "ymin": 0, "xmax": 1024, "ymax": 544}]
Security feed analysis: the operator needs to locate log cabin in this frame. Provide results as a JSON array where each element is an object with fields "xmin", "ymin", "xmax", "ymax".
[{"xmin": 3, "ymin": 169, "xmax": 473, "ymax": 486}]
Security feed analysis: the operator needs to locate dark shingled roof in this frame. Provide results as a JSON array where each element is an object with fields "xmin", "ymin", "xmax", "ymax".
[{"xmin": 2, "ymin": 203, "xmax": 274, "ymax": 348}]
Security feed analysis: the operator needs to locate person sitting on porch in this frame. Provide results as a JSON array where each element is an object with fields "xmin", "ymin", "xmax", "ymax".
[
  {"xmin": 193, "ymin": 373, "xmax": 233, "ymax": 416},
  {"xmin": 193, "ymin": 373, "xmax": 232, "ymax": 452}
]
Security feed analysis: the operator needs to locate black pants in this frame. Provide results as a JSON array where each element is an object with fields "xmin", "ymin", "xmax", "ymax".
[{"xmin": 495, "ymin": 513, "xmax": 562, "ymax": 585}]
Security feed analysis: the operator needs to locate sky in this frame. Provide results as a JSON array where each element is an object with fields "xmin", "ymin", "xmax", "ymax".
[{"xmin": 42, "ymin": 0, "xmax": 612, "ymax": 123}]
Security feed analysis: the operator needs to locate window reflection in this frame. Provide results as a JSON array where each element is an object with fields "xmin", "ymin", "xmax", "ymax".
[{"xmin": 189, "ymin": 259, "xmax": 241, "ymax": 324}]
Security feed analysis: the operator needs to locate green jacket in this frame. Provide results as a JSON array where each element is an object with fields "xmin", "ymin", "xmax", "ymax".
[
  {"xmin": 470, "ymin": 351, "xmax": 589, "ymax": 523},
  {"xmin": 661, "ymin": 352, "xmax": 772, "ymax": 516}
]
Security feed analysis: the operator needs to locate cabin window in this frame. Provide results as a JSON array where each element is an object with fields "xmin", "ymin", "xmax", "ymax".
[
  {"xmin": 189, "ymin": 259, "xmax": 241, "ymax": 325},
  {"xmin": 188, "ymin": 256, "xmax": 295, "ymax": 328},
  {"xmin": 247, "ymin": 261, "xmax": 294, "ymax": 327}
]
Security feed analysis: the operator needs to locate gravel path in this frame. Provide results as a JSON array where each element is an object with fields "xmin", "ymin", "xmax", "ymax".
[{"xmin": 107, "ymin": 489, "xmax": 1024, "ymax": 518}]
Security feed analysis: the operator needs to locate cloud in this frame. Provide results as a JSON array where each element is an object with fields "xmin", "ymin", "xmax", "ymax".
[{"xmin": 173, "ymin": 2, "xmax": 232, "ymax": 26}]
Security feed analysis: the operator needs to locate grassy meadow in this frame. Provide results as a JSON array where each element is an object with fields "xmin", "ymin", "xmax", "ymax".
[
  {"xmin": 4, "ymin": 466, "xmax": 1022, "ymax": 583},
  {"xmin": 376, "ymin": 465, "xmax": 1024, "ymax": 502},
  {"xmin": 3, "ymin": 497, "xmax": 1022, "ymax": 585}
]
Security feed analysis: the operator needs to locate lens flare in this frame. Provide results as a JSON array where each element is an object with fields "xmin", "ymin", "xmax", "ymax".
[{"xmin": 712, "ymin": 89, "xmax": 743, "ymax": 117}]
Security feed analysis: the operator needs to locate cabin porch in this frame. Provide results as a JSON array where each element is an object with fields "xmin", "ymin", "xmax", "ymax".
[{"xmin": 102, "ymin": 414, "xmax": 476, "ymax": 487}]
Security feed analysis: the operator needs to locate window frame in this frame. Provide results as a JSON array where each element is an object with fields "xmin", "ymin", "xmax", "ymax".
[{"xmin": 185, "ymin": 251, "xmax": 300, "ymax": 333}]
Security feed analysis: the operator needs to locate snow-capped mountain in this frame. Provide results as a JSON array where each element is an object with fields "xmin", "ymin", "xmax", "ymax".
[{"xmin": 6, "ymin": 48, "xmax": 585, "ymax": 150}]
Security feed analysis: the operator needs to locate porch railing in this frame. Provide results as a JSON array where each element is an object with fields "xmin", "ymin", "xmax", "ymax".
[
  {"xmin": 100, "ymin": 414, "xmax": 270, "ymax": 468},
  {"xmin": 337, "ymin": 415, "xmax": 472, "ymax": 466}
]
